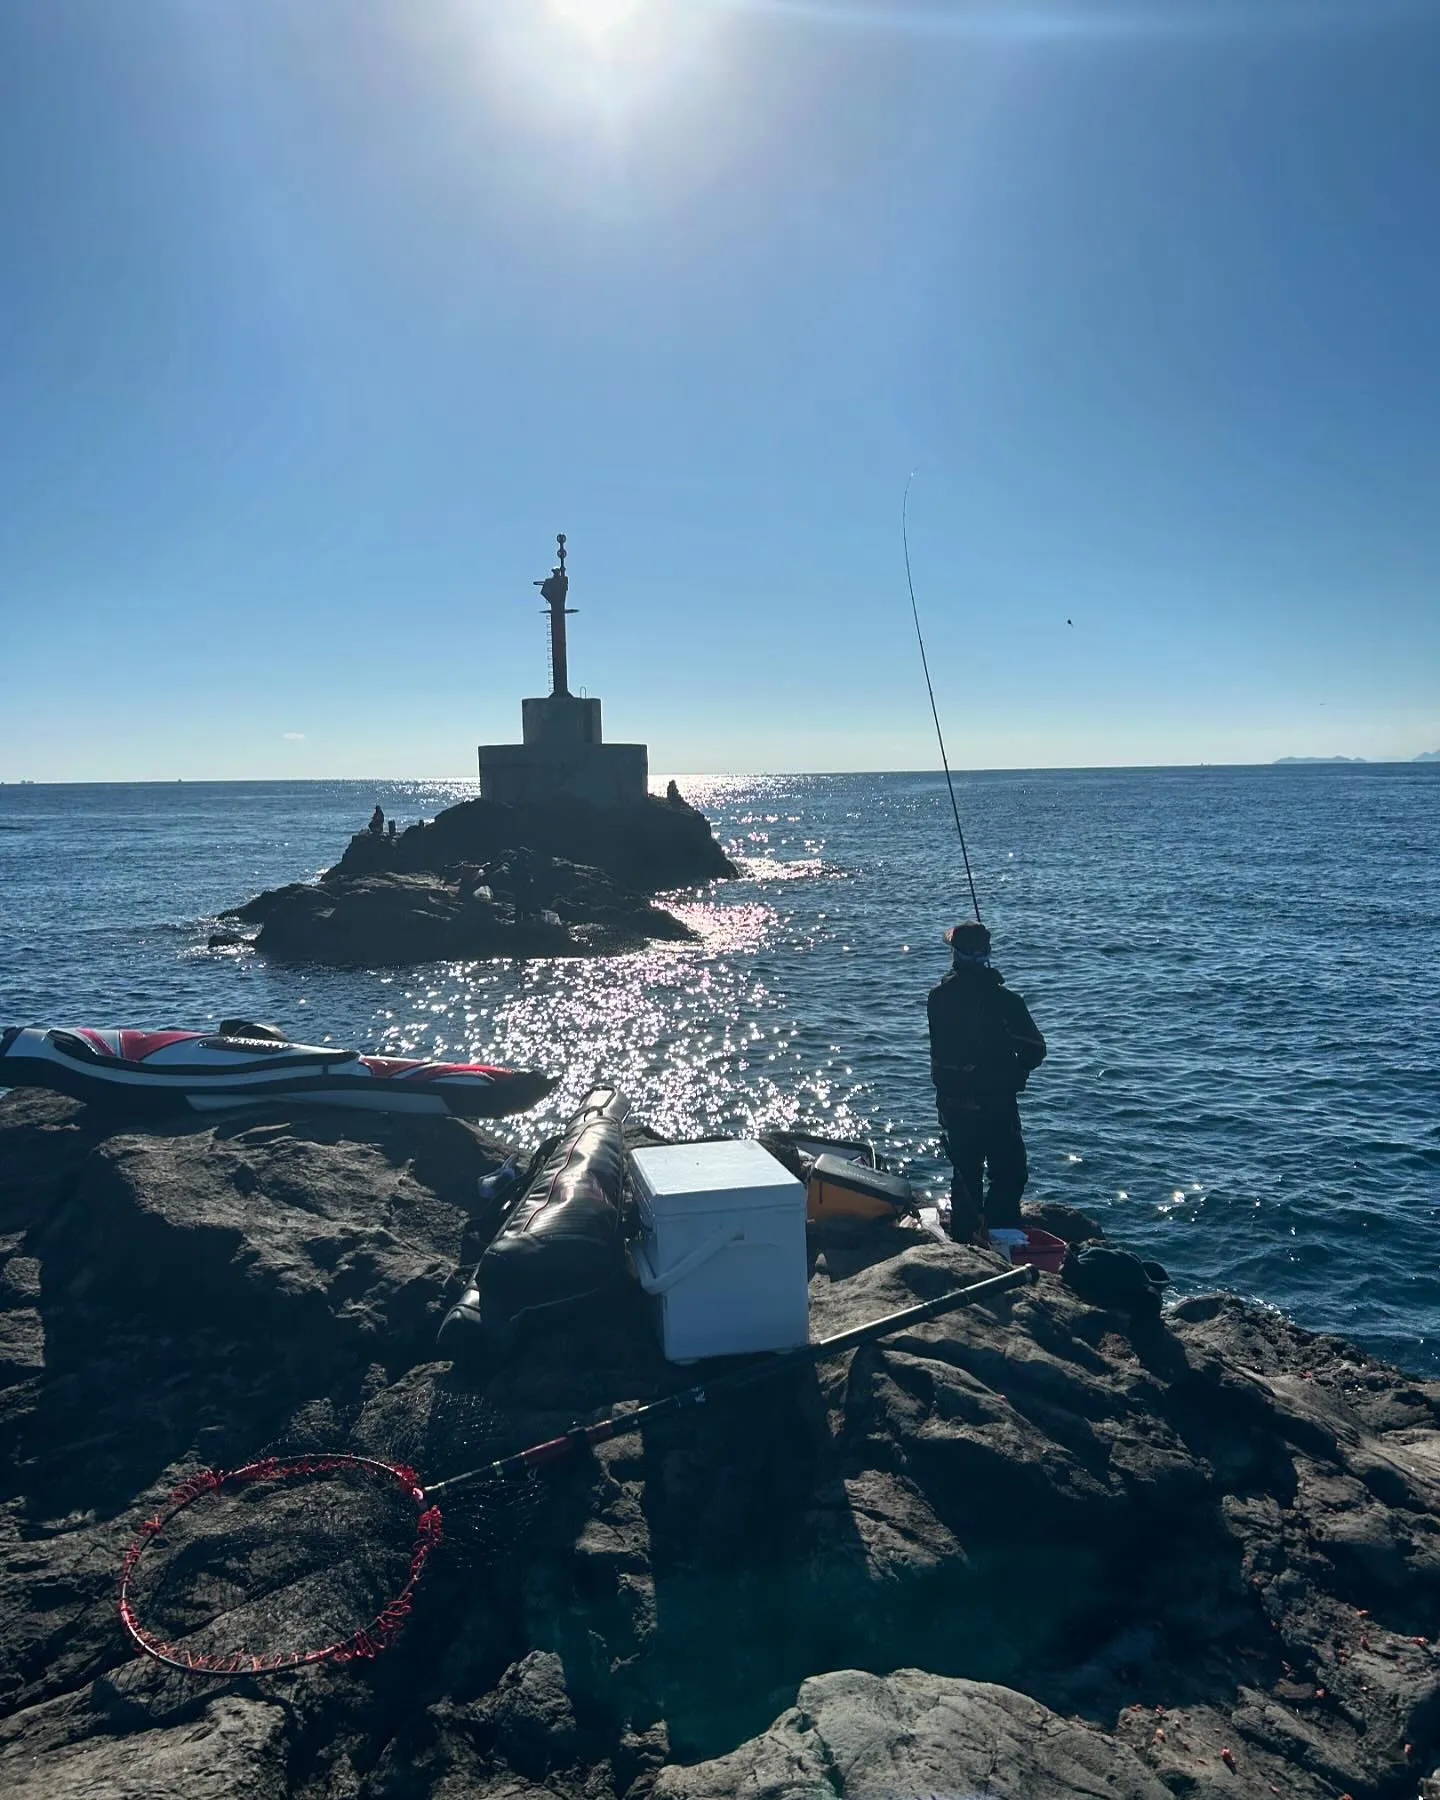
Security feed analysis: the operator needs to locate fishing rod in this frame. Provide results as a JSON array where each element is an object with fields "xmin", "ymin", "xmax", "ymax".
[{"xmin": 903, "ymin": 473, "xmax": 982, "ymax": 923}]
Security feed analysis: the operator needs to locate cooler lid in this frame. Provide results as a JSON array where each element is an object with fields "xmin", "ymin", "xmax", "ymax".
[{"xmin": 631, "ymin": 1140, "xmax": 803, "ymax": 1213}]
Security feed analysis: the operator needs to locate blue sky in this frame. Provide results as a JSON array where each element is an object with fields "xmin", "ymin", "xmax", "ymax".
[{"xmin": 1, "ymin": 0, "xmax": 1437, "ymax": 780}]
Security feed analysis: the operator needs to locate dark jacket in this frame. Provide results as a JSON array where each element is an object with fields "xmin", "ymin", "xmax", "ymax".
[{"xmin": 928, "ymin": 962, "xmax": 1046, "ymax": 1106}]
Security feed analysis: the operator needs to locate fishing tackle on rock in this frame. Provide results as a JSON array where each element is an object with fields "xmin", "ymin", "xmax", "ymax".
[
  {"xmin": 117, "ymin": 1262, "xmax": 1034, "ymax": 1678},
  {"xmin": 903, "ymin": 473, "xmax": 982, "ymax": 924},
  {"xmin": 437, "ymin": 1086, "xmax": 633, "ymax": 1368}
]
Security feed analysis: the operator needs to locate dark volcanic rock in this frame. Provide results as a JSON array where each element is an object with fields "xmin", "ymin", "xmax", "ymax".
[
  {"xmin": 1022, "ymin": 1197, "xmax": 1105, "ymax": 1243},
  {"xmin": 229, "ymin": 861, "xmax": 698, "ymax": 968},
  {"xmin": 4, "ymin": 1090, "xmax": 1440, "ymax": 1800},
  {"xmin": 332, "ymin": 790, "xmax": 737, "ymax": 891},
  {"xmin": 222, "ymin": 786, "xmax": 734, "ymax": 967}
]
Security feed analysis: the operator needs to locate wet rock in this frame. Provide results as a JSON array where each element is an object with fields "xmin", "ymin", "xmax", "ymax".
[{"xmin": 1022, "ymin": 1198, "xmax": 1104, "ymax": 1242}]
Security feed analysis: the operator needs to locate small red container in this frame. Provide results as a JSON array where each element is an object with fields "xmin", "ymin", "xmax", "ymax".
[{"xmin": 1009, "ymin": 1227, "xmax": 1067, "ymax": 1274}]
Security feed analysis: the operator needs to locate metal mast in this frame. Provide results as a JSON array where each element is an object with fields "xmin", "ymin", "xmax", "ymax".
[{"xmin": 535, "ymin": 533, "xmax": 577, "ymax": 697}]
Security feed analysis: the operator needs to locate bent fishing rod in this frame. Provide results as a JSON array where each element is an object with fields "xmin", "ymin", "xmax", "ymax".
[{"xmin": 903, "ymin": 473, "xmax": 982, "ymax": 924}]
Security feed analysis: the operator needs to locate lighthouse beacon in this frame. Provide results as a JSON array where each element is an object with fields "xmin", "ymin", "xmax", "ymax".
[{"xmin": 477, "ymin": 535, "xmax": 649, "ymax": 807}]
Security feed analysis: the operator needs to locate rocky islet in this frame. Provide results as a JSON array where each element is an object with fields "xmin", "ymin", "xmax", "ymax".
[{"xmin": 216, "ymin": 790, "xmax": 738, "ymax": 967}]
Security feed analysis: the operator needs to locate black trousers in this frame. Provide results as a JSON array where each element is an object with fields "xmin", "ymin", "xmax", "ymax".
[{"xmin": 938, "ymin": 1096, "xmax": 1028, "ymax": 1237}]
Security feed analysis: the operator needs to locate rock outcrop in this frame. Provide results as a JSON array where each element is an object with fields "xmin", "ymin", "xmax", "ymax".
[
  {"xmin": 652, "ymin": 1669, "xmax": 1176, "ymax": 1800},
  {"xmin": 219, "ymin": 789, "xmax": 735, "ymax": 967},
  {"xmin": 225, "ymin": 860, "xmax": 698, "ymax": 967},
  {"xmin": 3, "ymin": 1085, "xmax": 1439, "ymax": 1800},
  {"xmin": 333, "ymin": 791, "xmax": 737, "ymax": 892}
]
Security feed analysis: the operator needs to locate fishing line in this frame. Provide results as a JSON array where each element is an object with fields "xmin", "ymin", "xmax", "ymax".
[{"xmin": 903, "ymin": 473, "xmax": 982, "ymax": 923}]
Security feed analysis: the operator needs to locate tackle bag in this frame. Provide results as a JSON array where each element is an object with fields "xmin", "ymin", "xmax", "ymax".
[
  {"xmin": 805, "ymin": 1153, "xmax": 916, "ymax": 1223},
  {"xmin": 437, "ymin": 1085, "xmax": 631, "ymax": 1363},
  {"xmin": 1061, "ymin": 1243, "xmax": 1170, "ymax": 1322}
]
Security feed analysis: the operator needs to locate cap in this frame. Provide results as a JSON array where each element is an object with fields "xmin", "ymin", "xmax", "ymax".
[{"xmin": 943, "ymin": 920, "xmax": 992, "ymax": 956}]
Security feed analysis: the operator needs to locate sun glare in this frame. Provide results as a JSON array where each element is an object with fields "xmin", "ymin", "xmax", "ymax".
[{"xmin": 552, "ymin": 0, "xmax": 643, "ymax": 32}]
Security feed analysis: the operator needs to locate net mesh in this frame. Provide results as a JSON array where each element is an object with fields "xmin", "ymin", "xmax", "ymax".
[
  {"xmin": 118, "ymin": 1382, "xmax": 552, "ymax": 1676},
  {"xmin": 119, "ymin": 1457, "xmax": 438, "ymax": 1674}
]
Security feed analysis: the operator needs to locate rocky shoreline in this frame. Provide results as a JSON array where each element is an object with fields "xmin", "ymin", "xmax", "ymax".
[
  {"xmin": 3, "ymin": 1087, "xmax": 1439, "ymax": 1799},
  {"xmin": 217, "ymin": 791, "xmax": 738, "ymax": 968}
]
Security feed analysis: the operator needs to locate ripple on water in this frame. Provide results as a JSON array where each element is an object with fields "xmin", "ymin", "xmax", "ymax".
[{"xmin": 2, "ymin": 768, "xmax": 1438, "ymax": 1374}]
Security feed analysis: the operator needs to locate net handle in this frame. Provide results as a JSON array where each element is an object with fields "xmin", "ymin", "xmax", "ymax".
[
  {"xmin": 118, "ymin": 1265, "xmax": 1034, "ymax": 1673},
  {"xmin": 426, "ymin": 1262, "xmax": 1034, "ymax": 1500}
]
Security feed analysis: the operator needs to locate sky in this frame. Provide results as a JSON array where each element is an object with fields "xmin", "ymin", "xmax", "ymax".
[{"xmin": 1, "ymin": 0, "xmax": 1437, "ymax": 781}]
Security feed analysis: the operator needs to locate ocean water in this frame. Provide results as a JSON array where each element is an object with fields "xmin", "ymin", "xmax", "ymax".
[{"xmin": 2, "ymin": 767, "xmax": 1437, "ymax": 1375}]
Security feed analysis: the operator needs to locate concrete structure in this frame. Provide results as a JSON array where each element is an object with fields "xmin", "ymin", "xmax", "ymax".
[{"xmin": 478, "ymin": 535, "xmax": 649, "ymax": 806}]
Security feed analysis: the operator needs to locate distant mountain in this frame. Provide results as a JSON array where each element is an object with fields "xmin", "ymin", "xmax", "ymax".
[{"xmin": 1273, "ymin": 752, "xmax": 1440, "ymax": 764}]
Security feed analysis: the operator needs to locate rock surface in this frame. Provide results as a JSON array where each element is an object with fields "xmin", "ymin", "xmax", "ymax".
[
  {"xmin": 334, "ymin": 791, "xmax": 737, "ymax": 891},
  {"xmin": 652, "ymin": 1668, "xmax": 1174, "ymax": 1800},
  {"xmin": 221, "ymin": 788, "xmax": 737, "ymax": 968},
  {"xmin": 226, "ymin": 860, "xmax": 698, "ymax": 967},
  {"xmin": 3, "ymin": 1085, "xmax": 1440, "ymax": 1800}
]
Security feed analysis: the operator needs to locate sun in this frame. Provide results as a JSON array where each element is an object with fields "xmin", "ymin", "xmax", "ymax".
[{"xmin": 551, "ymin": 0, "xmax": 643, "ymax": 32}]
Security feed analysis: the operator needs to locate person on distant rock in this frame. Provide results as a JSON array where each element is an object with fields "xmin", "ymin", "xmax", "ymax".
[
  {"xmin": 386, "ymin": 819, "xmax": 396, "ymax": 839},
  {"xmin": 508, "ymin": 847, "xmax": 538, "ymax": 923},
  {"xmin": 666, "ymin": 779, "xmax": 683, "ymax": 805},
  {"xmin": 928, "ymin": 919, "xmax": 1046, "ymax": 1243},
  {"xmin": 369, "ymin": 805, "xmax": 385, "ymax": 836}
]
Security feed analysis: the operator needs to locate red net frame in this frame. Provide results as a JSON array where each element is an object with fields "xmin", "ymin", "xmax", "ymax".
[{"xmin": 117, "ymin": 1455, "xmax": 444, "ymax": 1676}]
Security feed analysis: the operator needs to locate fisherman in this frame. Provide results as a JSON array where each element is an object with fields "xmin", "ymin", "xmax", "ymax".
[
  {"xmin": 928, "ymin": 919, "xmax": 1046, "ymax": 1243},
  {"xmin": 507, "ymin": 846, "xmax": 538, "ymax": 923},
  {"xmin": 369, "ymin": 804, "xmax": 385, "ymax": 836}
]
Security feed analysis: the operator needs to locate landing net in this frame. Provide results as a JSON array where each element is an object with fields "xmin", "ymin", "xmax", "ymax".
[
  {"xmin": 118, "ymin": 1456, "xmax": 440, "ymax": 1675},
  {"xmin": 116, "ymin": 1265, "xmax": 1030, "ymax": 1677}
]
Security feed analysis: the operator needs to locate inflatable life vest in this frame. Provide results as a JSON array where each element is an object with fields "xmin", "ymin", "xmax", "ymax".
[{"xmin": 437, "ymin": 1086, "xmax": 631, "ymax": 1364}]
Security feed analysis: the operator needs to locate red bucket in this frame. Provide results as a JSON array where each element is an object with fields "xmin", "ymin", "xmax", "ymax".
[{"xmin": 1010, "ymin": 1227, "xmax": 1067, "ymax": 1274}]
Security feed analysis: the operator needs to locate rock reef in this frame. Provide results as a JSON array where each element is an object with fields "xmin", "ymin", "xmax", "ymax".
[
  {"xmin": 335, "ymin": 791, "xmax": 737, "ymax": 891},
  {"xmin": 3, "ymin": 1086, "xmax": 1439, "ymax": 1799},
  {"xmin": 220, "ymin": 791, "xmax": 736, "ymax": 967},
  {"xmin": 225, "ymin": 861, "xmax": 699, "ymax": 967}
]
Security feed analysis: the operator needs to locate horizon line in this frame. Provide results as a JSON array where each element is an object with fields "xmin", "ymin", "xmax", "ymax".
[{"xmin": 3, "ymin": 757, "xmax": 1437, "ymax": 787}]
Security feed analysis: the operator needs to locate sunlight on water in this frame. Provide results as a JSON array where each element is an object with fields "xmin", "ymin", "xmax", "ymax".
[{"xmin": 3, "ymin": 767, "xmax": 1438, "ymax": 1372}]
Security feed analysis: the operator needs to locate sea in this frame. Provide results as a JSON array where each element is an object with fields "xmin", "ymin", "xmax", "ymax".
[{"xmin": 1, "ymin": 767, "xmax": 1436, "ymax": 1376}]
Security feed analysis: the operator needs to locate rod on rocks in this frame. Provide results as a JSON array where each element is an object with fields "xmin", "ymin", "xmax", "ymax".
[
  {"xmin": 118, "ymin": 1262, "xmax": 1037, "ymax": 1675},
  {"xmin": 426, "ymin": 1262, "xmax": 1035, "ymax": 1499},
  {"xmin": 903, "ymin": 473, "xmax": 983, "ymax": 924}
]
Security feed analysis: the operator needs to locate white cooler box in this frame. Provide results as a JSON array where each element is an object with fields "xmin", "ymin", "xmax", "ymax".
[{"xmin": 630, "ymin": 1140, "xmax": 810, "ymax": 1362}]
